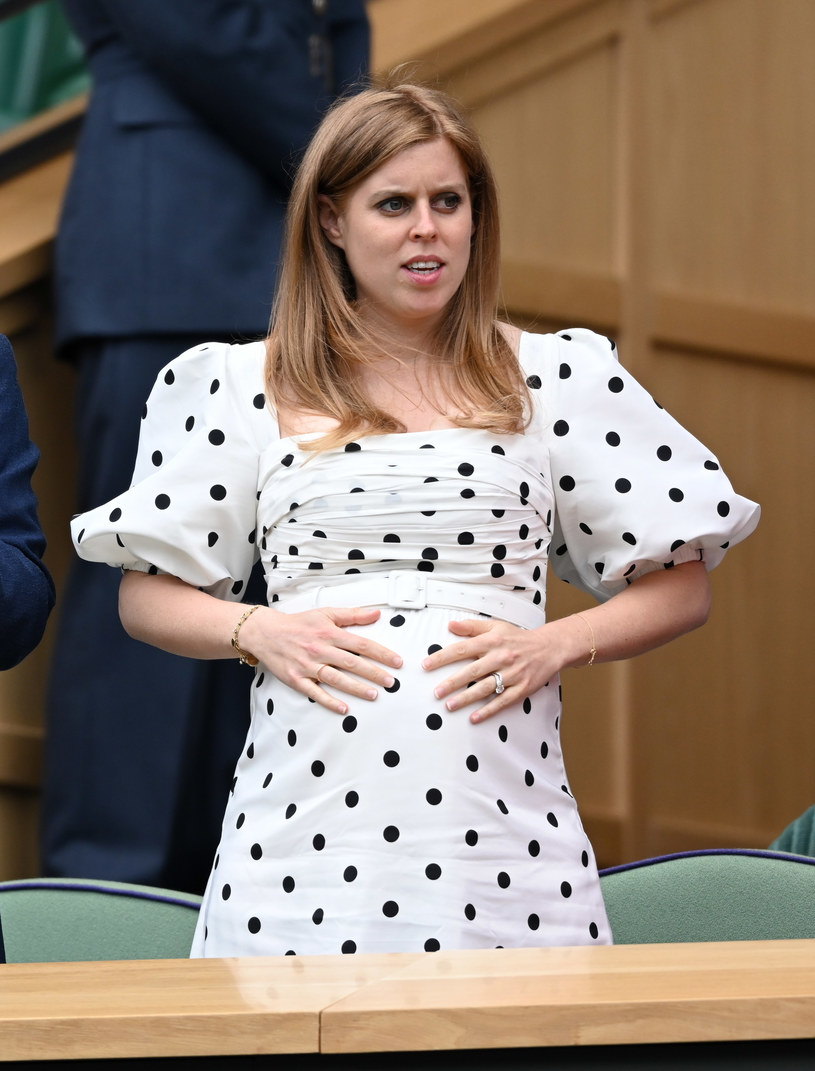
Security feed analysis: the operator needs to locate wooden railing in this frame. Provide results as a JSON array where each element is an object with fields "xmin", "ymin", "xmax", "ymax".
[{"xmin": 1, "ymin": 942, "xmax": 815, "ymax": 1064}]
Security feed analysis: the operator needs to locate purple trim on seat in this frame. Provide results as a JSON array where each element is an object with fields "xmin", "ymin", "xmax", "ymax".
[
  {"xmin": 0, "ymin": 880, "xmax": 200, "ymax": 909},
  {"xmin": 600, "ymin": 847, "xmax": 815, "ymax": 877}
]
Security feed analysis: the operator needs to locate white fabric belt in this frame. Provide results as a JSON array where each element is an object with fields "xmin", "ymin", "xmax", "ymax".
[{"xmin": 275, "ymin": 573, "xmax": 545, "ymax": 630}]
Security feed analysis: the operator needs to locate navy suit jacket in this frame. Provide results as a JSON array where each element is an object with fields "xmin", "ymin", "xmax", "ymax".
[
  {"xmin": 54, "ymin": 0, "xmax": 369, "ymax": 350},
  {"xmin": 0, "ymin": 335, "xmax": 55, "ymax": 669}
]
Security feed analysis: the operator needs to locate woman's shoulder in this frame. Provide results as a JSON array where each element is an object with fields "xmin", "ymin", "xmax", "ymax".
[
  {"xmin": 162, "ymin": 337, "xmax": 267, "ymax": 382},
  {"xmin": 513, "ymin": 326, "xmax": 618, "ymax": 387},
  {"xmin": 517, "ymin": 326, "xmax": 618, "ymax": 362},
  {"xmin": 156, "ymin": 338, "xmax": 268, "ymax": 410},
  {"xmin": 143, "ymin": 338, "xmax": 276, "ymax": 444},
  {"xmin": 496, "ymin": 321, "xmax": 523, "ymax": 355}
]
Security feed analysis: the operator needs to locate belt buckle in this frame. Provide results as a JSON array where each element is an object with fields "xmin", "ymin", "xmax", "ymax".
[{"xmin": 387, "ymin": 572, "xmax": 427, "ymax": 610}]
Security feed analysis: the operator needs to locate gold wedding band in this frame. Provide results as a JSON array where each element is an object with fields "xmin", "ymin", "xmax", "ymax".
[{"xmin": 315, "ymin": 664, "xmax": 329, "ymax": 682}]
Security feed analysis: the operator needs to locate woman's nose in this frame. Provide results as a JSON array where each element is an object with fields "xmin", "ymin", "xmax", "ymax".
[{"xmin": 410, "ymin": 203, "xmax": 437, "ymax": 240}]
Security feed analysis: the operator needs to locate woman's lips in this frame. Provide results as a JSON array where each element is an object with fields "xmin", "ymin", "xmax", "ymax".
[{"xmin": 403, "ymin": 259, "xmax": 444, "ymax": 282}]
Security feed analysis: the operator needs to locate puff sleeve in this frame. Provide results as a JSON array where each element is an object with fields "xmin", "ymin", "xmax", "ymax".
[
  {"xmin": 523, "ymin": 329, "xmax": 760, "ymax": 602},
  {"xmin": 72, "ymin": 340, "xmax": 276, "ymax": 602}
]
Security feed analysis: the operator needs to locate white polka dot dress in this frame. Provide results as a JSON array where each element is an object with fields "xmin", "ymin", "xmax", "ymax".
[{"xmin": 72, "ymin": 329, "xmax": 759, "ymax": 956}]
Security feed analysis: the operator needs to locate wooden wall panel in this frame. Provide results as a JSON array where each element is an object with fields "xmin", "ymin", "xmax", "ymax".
[
  {"xmin": 636, "ymin": 0, "xmax": 815, "ymax": 854},
  {"xmin": 649, "ymin": 0, "xmax": 815, "ymax": 312},
  {"xmin": 476, "ymin": 41, "xmax": 618, "ymax": 276},
  {"xmin": 637, "ymin": 344, "xmax": 815, "ymax": 853}
]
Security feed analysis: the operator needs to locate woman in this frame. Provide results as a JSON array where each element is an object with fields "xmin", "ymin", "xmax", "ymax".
[{"xmin": 73, "ymin": 78, "xmax": 759, "ymax": 956}]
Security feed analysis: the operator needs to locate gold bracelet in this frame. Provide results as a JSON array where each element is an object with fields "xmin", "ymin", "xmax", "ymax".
[
  {"xmin": 231, "ymin": 604, "xmax": 260, "ymax": 666},
  {"xmin": 576, "ymin": 613, "xmax": 597, "ymax": 667}
]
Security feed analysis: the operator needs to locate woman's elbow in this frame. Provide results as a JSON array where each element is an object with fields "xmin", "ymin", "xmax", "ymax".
[
  {"xmin": 684, "ymin": 561, "xmax": 713, "ymax": 631},
  {"xmin": 118, "ymin": 569, "xmax": 153, "ymax": 641}
]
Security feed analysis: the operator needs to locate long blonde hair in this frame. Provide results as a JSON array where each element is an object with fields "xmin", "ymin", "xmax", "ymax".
[{"xmin": 266, "ymin": 75, "xmax": 529, "ymax": 451}]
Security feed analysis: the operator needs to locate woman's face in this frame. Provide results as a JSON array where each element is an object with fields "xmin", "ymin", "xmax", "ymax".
[{"xmin": 319, "ymin": 137, "xmax": 473, "ymax": 339}]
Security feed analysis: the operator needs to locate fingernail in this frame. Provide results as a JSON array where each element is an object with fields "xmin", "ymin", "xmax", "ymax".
[
  {"xmin": 383, "ymin": 675, "xmax": 395, "ymax": 688},
  {"xmin": 421, "ymin": 658, "xmax": 431, "ymax": 669},
  {"xmin": 366, "ymin": 688, "xmax": 378, "ymax": 700}
]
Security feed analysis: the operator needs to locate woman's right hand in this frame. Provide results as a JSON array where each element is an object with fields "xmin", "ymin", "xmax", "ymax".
[
  {"xmin": 118, "ymin": 572, "xmax": 401, "ymax": 715},
  {"xmin": 236, "ymin": 605, "xmax": 403, "ymax": 714}
]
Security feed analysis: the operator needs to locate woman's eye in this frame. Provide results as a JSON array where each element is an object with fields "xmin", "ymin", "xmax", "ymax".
[
  {"xmin": 379, "ymin": 197, "xmax": 406, "ymax": 213},
  {"xmin": 436, "ymin": 193, "xmax": 462, "ymax": 211}
]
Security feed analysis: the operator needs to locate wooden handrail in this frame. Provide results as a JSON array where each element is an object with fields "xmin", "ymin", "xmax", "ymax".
[
  {"xmin": 0, "ymin": 92, "xmax": 86, "ymax": 185},
  {"xmin": 0, "ymin": 942, "xmax": 814, "ymax": 1061}
]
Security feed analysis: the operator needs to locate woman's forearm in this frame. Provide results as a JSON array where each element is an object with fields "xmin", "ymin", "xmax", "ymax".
[
  {"xmin": 556, "ymin": 559, "xmax": 712, "ymax": 671},
  {"xmin": 119, "ymin": 570, "xmax": 251, "ymax": 660},
  {"xmin": 119, "ymin": 569, "xmax": 405, "ymax": 716}
]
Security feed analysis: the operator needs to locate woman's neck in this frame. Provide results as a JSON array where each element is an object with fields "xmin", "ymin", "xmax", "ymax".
[
  {"xmin": 356, "ymin": 356, "xmax": 462, "ymax": 432},
  {"xmin": 273, "ymin": 320, "xmax": 522, "ymax": 440}
]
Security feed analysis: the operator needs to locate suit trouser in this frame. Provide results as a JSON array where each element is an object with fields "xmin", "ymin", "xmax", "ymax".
[{"xmin": 41, "ymin": 336, "xmax": 260, "ymax": 894}]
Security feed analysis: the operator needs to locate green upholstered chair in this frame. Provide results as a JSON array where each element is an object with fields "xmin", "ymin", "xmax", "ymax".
[
  {"xmin": 0, "ymin": 877, "xmax": 201, "ymax": 963},
  {"xmin": 770, "ymin": 805, "xmax": 815, "ymax": 858},
  {"xmin": 0, "ymin": 0, "xmax": 89, "ymax": 132},
  {"xmin": 600, "ymin": 849, "xmax": 815, "ymax": 944}
]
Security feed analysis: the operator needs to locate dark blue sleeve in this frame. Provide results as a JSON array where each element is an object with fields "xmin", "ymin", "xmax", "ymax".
[
  {"xmin": 0, "ymin": 336, "xmax": 56, "ymax": 669},
  {"xmin": 90, "ymin": 0, "xmax": 370, "ymax": 187}
]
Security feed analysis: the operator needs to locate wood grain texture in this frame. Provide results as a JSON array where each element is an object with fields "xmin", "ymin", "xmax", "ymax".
[
  {"xmin": 0, "ymin": 154, "xmax": 72, "ymax": 299},
  {"xmin": 0, "ymin": 954, "xmax": 421, "ymax": 1062},
  {"xmin": 320, "ymin": 941, "xmax": 815, "ymax": 1052},
  {"xmin": 1, "ymin": 943, "xmax": 814, "ymax": 1061}
]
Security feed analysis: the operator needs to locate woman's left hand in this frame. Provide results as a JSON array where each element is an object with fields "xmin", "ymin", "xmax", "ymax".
[
  {"xmin": 422, "ymin": 561, "xmax": 713, "ymax": 724},
  {"xmin": 422, "ymin": 617, "xmax": 572, "ymax": 724}
]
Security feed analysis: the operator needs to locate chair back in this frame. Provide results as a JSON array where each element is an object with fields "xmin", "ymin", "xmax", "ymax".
[
  {"xmin": 600, "ymin": 849, "xmax": 815, "ymax": 943},
  {"xmin": 0, "ymin": 877, "xmax": 201, "ymax": 962},
  {"xmin": 770, "ymin": 804, "xmax": 815, "ymax": 856}
]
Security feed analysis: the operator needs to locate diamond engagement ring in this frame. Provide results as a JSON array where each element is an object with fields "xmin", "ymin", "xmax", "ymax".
[{"xmin": 492, "ymin": 671, "xmax": 505, "ymax": 695}]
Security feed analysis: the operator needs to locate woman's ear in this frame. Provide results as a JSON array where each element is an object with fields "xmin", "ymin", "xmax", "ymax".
[{"xmin": 318, "ymin": 195, "xmax": 344, "ymax": 247}]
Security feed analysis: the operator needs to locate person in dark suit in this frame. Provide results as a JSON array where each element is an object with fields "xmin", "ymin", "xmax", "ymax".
[
  {"xmin": 41, "ymin": 0, "xmax": 369, "ymax": 894},
  {"xmin": 0, "ymin": 334, "xmax": 55, "ymax": 671}
]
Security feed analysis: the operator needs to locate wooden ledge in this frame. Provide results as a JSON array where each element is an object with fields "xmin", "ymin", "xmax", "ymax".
[
  {"xmin": 0, "ymin": 152, "xmax": 73, "ymax": 300},
  {"xmin": 1, "ymin": 942, "xmax": 814, "ymax": 1061},
  {"xmin": 320, "ymin": 941, "xmax": 815, "ymax": 1052},
  {"xmin": 0, "ymin": 954, "xmax": 422, "ymax": 1062}
]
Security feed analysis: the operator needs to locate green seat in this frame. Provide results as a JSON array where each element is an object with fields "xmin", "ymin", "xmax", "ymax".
[
  {"xmin": 600, "ymin": 849, "xmax": 815, "ymax": 944},
  {"xmin": 0, "ymin": 0, "xmax": 89, "ymax": 132},
  {"xmin": 770, "ymin": 804, "xmax": 815, "ymax": 857},
  {"xmin": 0, "ymin": 877, "xmax": 201, "ymax": 963}
]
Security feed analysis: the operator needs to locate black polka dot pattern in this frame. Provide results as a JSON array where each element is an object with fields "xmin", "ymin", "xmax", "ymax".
[
  {"xmin": 70, "ymin": 333, "xmax": 757, "ymax": 959},
  {"xmin": 546, "ymin": 328, "xmax": 758, "ymax": 598}
]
